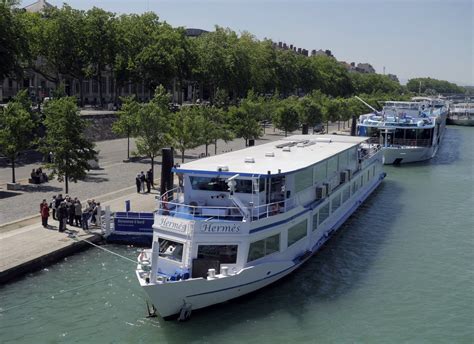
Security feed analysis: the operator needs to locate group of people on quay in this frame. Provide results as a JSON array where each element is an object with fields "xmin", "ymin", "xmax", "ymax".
[
  {"xmin": 30, "ymin": 167, "xmax": 48, "ymax": 184},
  {"xmin": 135, "ymin": 169, "xmax": 154, "ymax": 193},
  {"xmin": 39, "ymin": 194, "xmax": 101, "ymax": 232}
]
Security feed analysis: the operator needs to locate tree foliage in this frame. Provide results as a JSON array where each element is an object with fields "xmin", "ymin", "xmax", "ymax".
[
  {"xmin": 40, "ymin": 97, "xmax": 97, "ymax": 193},
  {"xmin": 273, "ymin": 97, "xmax": 301, "ymax": 136},
  {"xmin": 406, "ymin": 77, "xmax": 464, "ymax": 94},
  {"xmin": 171, "ymin": 106, "xmax": 205, "ymax": 162},
  {"xmin": 0, "ymin": 90, "xmax": 37, "ymax": 183},
  {"xmin": 133, "ymin": 85, "xmax": 172, "ymax": 175}
]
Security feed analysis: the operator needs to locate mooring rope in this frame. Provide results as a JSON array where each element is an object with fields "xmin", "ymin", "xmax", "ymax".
[{"xmin": 70, "ymin": 235, "xmax": 138, "ymax": 265}]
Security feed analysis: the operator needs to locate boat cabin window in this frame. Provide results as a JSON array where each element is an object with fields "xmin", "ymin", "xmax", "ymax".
[
  {"xmin": 158, "ymin": 239, "xmax": 183, "ymax": 262},
  {"xmin": 314, "ymin": 161, "xmax": 327, "ymax": 184},
  {"xmin": 312, "ymin": 212, "xmax": 318, "ymax": 231},
  {"xmin": 318, "ymin": 203, "xmax": 330, "ymax": 225},
  {"xmin": 197, "ymin": 245, "xmax": 238, "ymax": 264},
  {"xmin": 342, "ymin": 187, "xmax": 350, "ymax": 204},
  {"xmin": 190, "ymin": 176, "xmax": 264, "ymax": 193},
  {"xmin": 327, "ymin": 156, "xmax": 338, "ymax": 176},
  {"xmin": 248, "ymin": 234, "xmax": 280, "ymax": 262},
  {"xmin": 288, "ymin": 219, "xmax": 308, "ymax": 246},
  {"xmin": 295, "ymin": 167, "xmax": 313, "ymax": 193},
  {"xmin": 331, "ymin": 193, "xmax": 341, "ymax": 212}
]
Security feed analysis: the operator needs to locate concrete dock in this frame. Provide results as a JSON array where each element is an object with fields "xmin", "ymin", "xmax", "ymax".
[{"xmin": 0, "ymin": 190, "xmax": 158, "ymax": 285}]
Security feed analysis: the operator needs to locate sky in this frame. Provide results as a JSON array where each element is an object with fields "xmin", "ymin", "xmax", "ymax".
[{"xmin": 27, "ymin": 0, "xmax": 473, "ymax": 85}]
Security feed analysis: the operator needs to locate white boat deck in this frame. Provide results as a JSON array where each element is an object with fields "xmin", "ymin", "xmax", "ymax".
[{"xmin": 174, "ymin": 135, "xmax": 367, "ymax": 176}]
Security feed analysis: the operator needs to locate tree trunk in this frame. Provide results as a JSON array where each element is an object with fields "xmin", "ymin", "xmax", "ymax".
[
  {"xmin": 151, "ymin": 156, "xmax": 154, "ymax": 186},
  {"xmin": 79, "ymin": 77, "xmax": 84, "ymax": 107},
  {"xmin": 65, "ymin": 172, "xmax": 69, "ymax": 194},
  {"xmin": 11, "ymin": 157, "xmax": 16, "ymax": 184},
  {"xmin": 127, "ymin": 130, "xmax": 130, "ymax": 160},
  {"xmin": 181, "ymin": 149, "xmax": 185, "ymax": 163},
  {"xmin": 326, "ymin": 120, "xmax": 329, "ymax": 133},
  {"xmin": 214, "ymin": 139, "xmax": 218, "ymax": 155},
  {"xmin": 98, "ymin": 66, "xmax": 103, "ymax": 108},
  {"xmin": 205, "ymin": 143, "xmax": 208, "ymax": 156},
  {"xmin": 245, "ymin": 138, "xmax": 248, "ymax": 147}
]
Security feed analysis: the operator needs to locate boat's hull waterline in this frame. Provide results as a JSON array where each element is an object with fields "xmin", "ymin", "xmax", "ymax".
[{"xmin": 137, "ymin": 167, "xmax": 385, "ymax": 319}]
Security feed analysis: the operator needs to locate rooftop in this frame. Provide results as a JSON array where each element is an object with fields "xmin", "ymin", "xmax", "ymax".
[{"xmin": 175, "ymin": 135, "xmax": 366, "ymax": 177}]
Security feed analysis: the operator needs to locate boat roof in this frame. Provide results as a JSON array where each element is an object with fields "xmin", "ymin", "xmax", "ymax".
[{"xmin": 174, "ymin": 135, "xmax": 367, "ymax": 177}]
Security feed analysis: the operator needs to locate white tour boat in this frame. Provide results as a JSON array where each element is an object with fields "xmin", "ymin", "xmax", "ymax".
[
  {"xmin": 136, "ymin": 135, "xmax": 385, "ymax": 319},
  {"xmin": 447, "ymin": 102, "xmax": 474, "ymax": 126},
  {"xmin": 357, "ymin": 98, "xmax": 448, "ymax": 164}
]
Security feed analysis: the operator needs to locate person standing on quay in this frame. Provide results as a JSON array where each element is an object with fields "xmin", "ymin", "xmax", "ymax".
[
  {"xmin": 140, "ymin": 171, "xmax": 146, "ymax": 193},
  {"xmin": 51, "ymin": 195, "xmax": 57, "ymax": 220},
  {"xmin": 40, "ymin": 199, "xmax": 49, "ymax": 228},
  {"xmin": 136, "ymin": 173, "xmax": 141, "ymax": 193},
  {"xmin": 147, "ymin": 169, "xmax": 154, "ymax": 189},
  {"xmin": 55, "ymin": 193, "xmax": 63, "ymax": 222},
  {"xmin": 74, "ymin": 199, "xmax": 82, "ymax": 227},
  {"xmin": 58, "ymin": 202, "xmax": 67, "ymax": 232}
]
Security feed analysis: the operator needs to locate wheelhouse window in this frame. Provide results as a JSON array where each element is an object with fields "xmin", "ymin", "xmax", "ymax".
[
  {"xmin": 158, "ymin": 238, "xmax": 184, "ymax": 262},
  {"xmin": 190, "ymin": 177, "xmax": 263, "ymax": 193},
  {"xmin": 197, "ymin": 245, "xmax": 238, "ymax": 264},
  {"xmin": 248, "ymin": 234, "xmax": 280, "ymax": 262},
  {"xmin": 318, "ymin": 203, "xmax": 330, "ymax": 225},
  {"xmin": 288, "ymin": 220, "xmax": 308, "ymax": 246}
]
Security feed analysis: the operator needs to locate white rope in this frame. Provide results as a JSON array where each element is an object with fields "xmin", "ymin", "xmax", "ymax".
[{"xmin": 70, "ymin": 235, "xmax": 138, "ymax": 265}]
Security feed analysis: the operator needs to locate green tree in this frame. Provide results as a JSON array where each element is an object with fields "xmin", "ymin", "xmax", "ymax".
[
  {"xmin": 350, "ymin": 73, "xmax": 401, "ymax": 95},
  {"xmin": 273, "ymin": 98, "xmax": 300, "ymax": 136},
  {"xmin": 200, "ymin": 106, "xmax": 233, "ymax": 156},
  {"xmin": 41, "ymin": 97, "xmax": 97, "ymax": 193},
  {"xmin": 84, "ymin": 7, "xmax": 117, "ymax": 107},
  {"xmin": 171, "ymin": 106, "xmax": 206, "ymax": 162},
  {"xmin": 133, "ymin": 85, "xmax": 172, "ymax": 178},
  {"xmin": 0, "ymin": 92, "xmax": 37, "ymax": 183},
  {"xmin": 406, "ymin": 77, "xmax": 464, "ymax": 94},
  {"xmin": 297, "ymin": 95, "xmax": 323, "ymax": 133},
  {"xmin": 0, "ymin": 3, "xmax": 28, "ymax": 78},
  {"xmin": 112, "ymin": 96, "xmax": 139, "ymax": 159},
  {"xmin": 229, "ymin": 93, "xmax": 264, "ymax": 145}
]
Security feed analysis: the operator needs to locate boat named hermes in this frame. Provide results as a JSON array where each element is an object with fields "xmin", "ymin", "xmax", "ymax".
[{"xmin": 136, "ymin": 134, "xmax": 385, "ymax": 319}]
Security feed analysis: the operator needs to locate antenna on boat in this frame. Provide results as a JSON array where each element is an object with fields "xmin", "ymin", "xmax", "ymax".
[{"xmin": 355, "ymin": 96, "xmax": 380, "ymax": 114}]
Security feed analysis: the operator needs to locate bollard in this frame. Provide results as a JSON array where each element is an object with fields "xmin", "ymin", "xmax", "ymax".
[
  {"xmin": 125, "ymin": 200, "xmax": 131, "ymax": 212},
  {"xmin": 105, "ymin": 206, "xmax": 111, "ymax": 236}
]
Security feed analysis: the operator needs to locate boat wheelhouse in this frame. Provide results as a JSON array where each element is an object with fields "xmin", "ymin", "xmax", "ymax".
[
  {"xmin": 136, "ymin": 135, "xmax": 385, "ymax": 319},
  {"xmin": 357, "ymin": 99, "xmax": 448, "ymax": 164}
]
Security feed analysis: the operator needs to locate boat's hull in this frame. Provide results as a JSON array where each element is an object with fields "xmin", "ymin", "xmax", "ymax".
[
  {"xmin": 447, "ymin": 118, "xmax": 474, "ymax": 126},
  {"xmin": 138, "ymin": 172, "xmax": 386, "ymax": 319},
  {"xmin": 382, "ymin": 146, "xmax": 435, "ymax": 164}
]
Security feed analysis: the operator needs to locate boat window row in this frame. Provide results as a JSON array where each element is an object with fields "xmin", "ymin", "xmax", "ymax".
[
  {"xmin": 288, "ymin": 220, "xmax": 308, "ymax": 247},
  {"xmin": 189, "ymin": 176, "xmax": 264, "ymax": 193},
  {"xmin": 247, "ymin": 234, "xmax": 280, "ymax": 262},
  {"xmin": 295, "ymin": 147, "xmax": 358, "ymax": 194},
  {"xmin": 313, "ymin": 164, "xmax": 377, "ymax": 231}
]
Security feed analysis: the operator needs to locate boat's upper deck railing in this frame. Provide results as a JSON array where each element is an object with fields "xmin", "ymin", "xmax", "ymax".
[{"xmin": 156, "ymin": 187, "xmax": 299, "ymax": 222}]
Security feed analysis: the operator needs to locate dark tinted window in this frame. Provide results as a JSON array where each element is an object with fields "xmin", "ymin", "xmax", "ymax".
[{"xmin": 198, "ymin": 245, "xmax": 238, "ymax": 264}]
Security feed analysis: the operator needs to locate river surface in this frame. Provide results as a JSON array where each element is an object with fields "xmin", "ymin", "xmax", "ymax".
[{"xmin": 0, "ymin": 126, "xmax": 473, "ymax": 343}]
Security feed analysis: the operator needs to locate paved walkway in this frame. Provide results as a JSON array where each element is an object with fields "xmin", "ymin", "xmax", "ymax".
[{"xmin": 0, "ymin": 190, "xmax": 157, "ymax": 284}]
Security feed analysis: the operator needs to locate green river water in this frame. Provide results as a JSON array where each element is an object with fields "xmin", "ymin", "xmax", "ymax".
[{"xmin": 0, "ymin": 126, "xmax": 473, "ymax": 343}]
